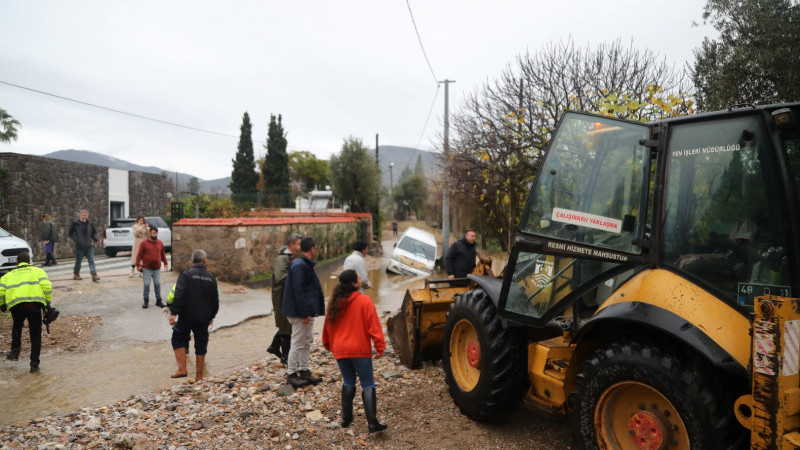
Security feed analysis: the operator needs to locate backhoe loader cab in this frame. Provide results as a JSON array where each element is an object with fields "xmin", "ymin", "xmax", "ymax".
[{"xmin": 399, "ymin": 104, "xmax": 800, "ymax": 449}]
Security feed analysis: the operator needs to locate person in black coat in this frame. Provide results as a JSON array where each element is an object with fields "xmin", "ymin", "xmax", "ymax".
[
  {"xmin": 445, "ymin": 229, "xmax": 477, "ymax": 279},
  {"xmin": 168, "ymin": 249, "xmax": 219, "ymax": 381}
]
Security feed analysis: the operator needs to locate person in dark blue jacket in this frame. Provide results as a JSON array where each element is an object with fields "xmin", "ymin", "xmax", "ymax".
[{"xmin": 282, "ymin": 236, "xmax": 325, "ymax": 388}]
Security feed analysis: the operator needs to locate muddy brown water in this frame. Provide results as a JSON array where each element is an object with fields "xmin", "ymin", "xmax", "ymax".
[{"xmin": 0, "ymin": 240, "xmax": 508, "ymax": 425}]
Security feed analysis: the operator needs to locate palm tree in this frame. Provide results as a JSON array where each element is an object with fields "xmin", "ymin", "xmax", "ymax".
[{"xmin": 0, "ymin": 108, "xmax": 20, "ymax": 143}]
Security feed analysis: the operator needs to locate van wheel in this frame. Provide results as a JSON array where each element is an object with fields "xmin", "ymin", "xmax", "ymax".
[
  {"xmin": 104, "ymin": 248, "xmax": 117, "ymax": 257},
  {"xmin": 443, "ymin": 289, "xmax": 526, "ymax": 421},
  {"xmin": 575, "ymin": 340, "xmax": 734, "ymax": 449}
]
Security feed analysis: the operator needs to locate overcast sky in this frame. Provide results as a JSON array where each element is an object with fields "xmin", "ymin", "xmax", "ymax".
[{"xmin": 1, "ymin": 1, "xmax": 712, "ymax": 180}]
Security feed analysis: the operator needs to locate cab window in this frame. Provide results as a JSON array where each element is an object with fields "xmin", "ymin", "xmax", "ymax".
[
  {"xmin": 662, "ymin": 116, "xmax": 790, "ymax": 309},
  {"xmin": 518, "ymin": 113, "xmax": 650, "ymax": 254}
]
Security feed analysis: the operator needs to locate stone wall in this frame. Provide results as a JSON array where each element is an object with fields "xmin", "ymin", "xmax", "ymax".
[
  {"xmin": 0, "ymin": 153, "xmax": 108, "ymax": 261},
  {"xmin": 129, "ymin": 171, "xmax": 170, "ymax": 219},
  {"xmin": 0, "ymin": 153, "xmax": 171, "ymax": 261},
  {"xmin": 172, "ymin": 221, "xmax": 364, "ymax": 282}
]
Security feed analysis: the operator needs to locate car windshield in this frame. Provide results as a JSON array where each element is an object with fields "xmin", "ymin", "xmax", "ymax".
[
  {"xmin": 113, "ymin": 219, "xmax": 136, "ymax": 228},
  {"xmin": 397, "ymin": 236, "xmax": 435, "ymax": 261},
  {"xmin": 147, "ymin": 217, "xmax": 168, "ymax": 228},
  {"xmin": 0, "ymin": 227, "xmax": 11, "ymax": 238}
]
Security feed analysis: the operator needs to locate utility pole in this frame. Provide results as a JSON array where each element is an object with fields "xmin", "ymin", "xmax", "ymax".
[
  {"xmin": 389, "ymin": 162, "xmax": 394, "ymax": 219},
  {"xmin": 375, "ymin": 133, "xmax": 380, "ymax": 244},
  {"xmin": 439, "ymin": 79, "xmax": 455, "ymax": 259}
]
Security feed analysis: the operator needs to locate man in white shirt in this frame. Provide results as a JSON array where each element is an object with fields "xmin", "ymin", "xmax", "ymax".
[{"xmin": 343, "ymin": 240, "xmax": 371, "ymax": 293}]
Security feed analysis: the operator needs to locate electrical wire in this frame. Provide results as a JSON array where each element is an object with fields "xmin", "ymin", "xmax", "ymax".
[
  {"xmin": 415, "ymin": 84, "xmax": 440, "ymax": 151},
  {"xmin": 0, "ymin": 80, "xmax": 239, "ymax": 139},
  {"xmin": 405, "ymin": 0, "xmax": 438, "ymax": 84}
]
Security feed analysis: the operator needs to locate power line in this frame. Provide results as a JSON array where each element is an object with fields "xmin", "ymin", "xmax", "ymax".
[
  {"xmin": 415, "ymin": 84, "xmax": 440, "ymax": 150},
  {"xmin": 405, "ymin": 0, "xmax": 438, "ymax": 84},
  {"xmin": 0, "ymin": 80, "xmax": 239, "ymax": 139}
]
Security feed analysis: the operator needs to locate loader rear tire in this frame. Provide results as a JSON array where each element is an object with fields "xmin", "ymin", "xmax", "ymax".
[
  {"xmin": 443, "ymin": 289, "xmax": 526, "ymax": 421},
  {"xmin": 575, "ymin": 340, "xmax": 736, "ymax": 450}
]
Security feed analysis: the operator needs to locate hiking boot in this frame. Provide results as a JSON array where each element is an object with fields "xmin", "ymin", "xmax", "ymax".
[
  {"xmin": 91, "ymin": 273, "xmax": 101, "ymax": 282},
  {"xmin": 6, "ymin": 350, "xmax": 19, "ymax": 361},
  {"xmin": 142, "ymin": 299, "xmax": 149, "ymax": 309},
  {"xmin": 155, "ymin": 299, "xmax": 165, "ymax": 308},
  {"xmin": 30, "ymin": 362, "xmax": 39, "ymax": 373},
  {"xmin": 73, "ymin": 273, "xmax": 82, "ymax": 280},
  {"xmin": 299, "ymin": 369, "xmax": 322, "ymax": 385},
  {"xmin": 287, "ymin": 371, "xmax": 308, "ymax": 388}
]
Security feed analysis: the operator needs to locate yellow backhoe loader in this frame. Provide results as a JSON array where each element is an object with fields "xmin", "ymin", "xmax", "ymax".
[{"xmin": 388, "ymin": 103, "xmax": 800, "ymax": 449}]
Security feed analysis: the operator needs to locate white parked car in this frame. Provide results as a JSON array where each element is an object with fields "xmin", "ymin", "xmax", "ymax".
[
  {"xmin": 102, "ymin": 216, "xmax": 172, "ymax": 257},
  {"xmin": 0, "ymin": 227, "xmax": 32, "ymax": 273},
  {"xmin": 386, "ymin": 226, "xmax": 438, "ymax": 276}
]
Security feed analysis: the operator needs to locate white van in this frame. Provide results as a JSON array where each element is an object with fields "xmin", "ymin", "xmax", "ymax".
[{"xmin": 386, "ymin": 226, "xmax": 437, "ymax": 276}]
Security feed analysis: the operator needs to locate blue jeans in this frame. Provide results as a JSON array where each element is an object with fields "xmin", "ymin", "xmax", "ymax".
[
  {"xmin": 142, "ymin": 268, "xmax": 162, "ymax": 301},
  {"xmin": 336, "ymin": 358, "xmax": 375, "ymax": 389},
  {"xmin": 73, "ymin": 246, "xmax": 96, "ymax": 274}
]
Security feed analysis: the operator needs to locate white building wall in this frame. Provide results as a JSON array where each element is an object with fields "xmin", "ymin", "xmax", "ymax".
[{"xmin": 108, "ymin": 168, "xmax": 130, "ymax": 218}]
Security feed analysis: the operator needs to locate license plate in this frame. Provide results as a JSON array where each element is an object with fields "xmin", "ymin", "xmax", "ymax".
[
  {"xmin": 7, "ymin": 256, "xmax": 16, "ymax": 264},
  {"xmin": 113, "ymin": 230, "xmax": 129, "ymax": 237}
]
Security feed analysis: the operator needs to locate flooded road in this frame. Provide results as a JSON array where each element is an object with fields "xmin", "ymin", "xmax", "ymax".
[{"xmin": 0, "ymin": 239, "xmax": 508, "ymax": 425}]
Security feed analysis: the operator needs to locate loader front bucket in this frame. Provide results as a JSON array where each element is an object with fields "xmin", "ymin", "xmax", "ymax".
[{"xmin": 387, "ymin": 278, "xmax": 479, "ymax": 369}]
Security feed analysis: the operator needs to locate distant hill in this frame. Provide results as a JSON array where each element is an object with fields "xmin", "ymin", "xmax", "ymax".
[
  {"xmin": 42, "ymin": 146, "xmax": 437, "ymax": 195},
  {"xmin": 375, "ymin": 145, "xmax": 438, "ymax": 187},
  {"xmin": 43, "ymin": 150, "xmax": 231, "ymax": 194}
]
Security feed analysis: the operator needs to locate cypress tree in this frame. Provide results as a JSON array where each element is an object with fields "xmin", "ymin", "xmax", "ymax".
[
  {"xmin": 262, "ymin": 114, "xmax": 289, "ymax": 207},
  {"xmin": 229, "ymin": 112, "xmax": 258, "ymax": 204}
]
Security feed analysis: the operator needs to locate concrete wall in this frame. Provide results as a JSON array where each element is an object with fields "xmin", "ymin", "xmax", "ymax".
[
  {"xmin": 172, "ymin": 221, "xmax": 363, "ymax": 282},
  {"xmin": 0, "ymin": 153, "xmax": 170, "ymax": 261}
]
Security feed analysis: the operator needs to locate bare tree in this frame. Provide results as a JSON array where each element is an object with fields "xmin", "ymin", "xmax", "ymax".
[{"xmin": 442, "ymin": 39, "xmax": 692, "ymax": 250}]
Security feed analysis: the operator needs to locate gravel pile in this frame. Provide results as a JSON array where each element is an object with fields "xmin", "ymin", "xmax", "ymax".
[{"xmin": 0, "ymin": 324, "xmax": 572, "ymax": 449}]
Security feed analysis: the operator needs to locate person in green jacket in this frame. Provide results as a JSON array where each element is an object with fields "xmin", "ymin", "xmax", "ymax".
[
  {"xmin": 0, "ymin": 252, "xmax": 53, "ymax": 373},
  {"xmin": 267, "ymin": 233, "xmax": 302, "ymax": 365}
]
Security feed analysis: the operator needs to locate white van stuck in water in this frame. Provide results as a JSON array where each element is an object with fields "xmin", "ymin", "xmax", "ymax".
[{"xmin": 386, "ymin": 226, "xmax": 437, "ymax": 276}]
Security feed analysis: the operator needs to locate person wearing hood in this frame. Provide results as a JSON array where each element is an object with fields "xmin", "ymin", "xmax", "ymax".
[
  {"xmin": 267, "ymin": 233, "xmax": 302, "ymax": 364},
  {"xmin": 322, "ymin": 269, "xmax": 387, "ymax": 432},
  {"xmin": 445, "ymin": 229, "xmax": 477, "ymax": 279}
]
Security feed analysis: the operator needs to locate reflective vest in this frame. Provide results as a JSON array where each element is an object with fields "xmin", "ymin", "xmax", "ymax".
[
  {"xmin": 167, "ymin": 283, "xmax": 176, "ymax": 305},
  {"xmin": 0, "ymin": 263, "xmax": 52, "ymax": 311}
]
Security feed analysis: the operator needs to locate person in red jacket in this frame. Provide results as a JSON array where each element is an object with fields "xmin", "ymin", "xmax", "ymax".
[
  {"xmin": 135, "ymin": 227, "xmax": 169, "ymax": 309},
  {"xmin": 322, "ymin": 269, "xmax": 387, "ymax": 433}
]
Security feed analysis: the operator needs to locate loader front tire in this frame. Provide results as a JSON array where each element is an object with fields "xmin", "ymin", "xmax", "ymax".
[
  {"xmin": 575, "ymin": 340, "xmax": 734, "ymax": 450},
  {"xmin": 443, "ymin": 289, "xmax": 525, "ymax": 421}
]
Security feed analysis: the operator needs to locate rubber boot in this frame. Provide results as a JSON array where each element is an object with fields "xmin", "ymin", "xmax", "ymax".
[
  {"xmin": 279, "ymin": 334, "xmax": 290, "ymax": 365},
  {"xmin": 171, "ymin": 348, "xmax": 187, "ymax": 378},
  {"xmin": 195, "ymin": 354, "xmax": 205, "ymax": 381},
  {"xmin": 341, "ymin": 385, "xmax": 356, "ymax": 428},
  {"xmin": 362, "ymin": 387, "xmax": 387, "ymax": 432},
  {"xmin": 266, "ymin": 333, "xmax": 282, "ymax": 360}
]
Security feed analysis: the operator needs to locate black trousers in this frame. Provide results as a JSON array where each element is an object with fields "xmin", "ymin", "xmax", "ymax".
[
  {"xmin": 171, "ymin": 317, "xmax": 210, "ymax": 355},
  {"xmin": 10, "ymin": 303, "xmax": 43, "ymax": 365}
]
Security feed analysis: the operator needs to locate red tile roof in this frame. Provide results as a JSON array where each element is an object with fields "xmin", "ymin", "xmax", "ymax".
[
  {"xmin": 243, "ymin": 210, "xmax": 372, "ymax": 219},
  {"xmin": 174, "ymin": 214, "xmax": 368, "ymax": 227}
]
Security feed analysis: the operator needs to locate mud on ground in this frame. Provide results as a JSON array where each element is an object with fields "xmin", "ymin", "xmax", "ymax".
[
  {"xmin": 0, "ymin": 313, "xmax": 101, "ymax": 358},
  {"xmin": 0, "ymin": 328, "xmax": 574, "ymax": 449}
]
